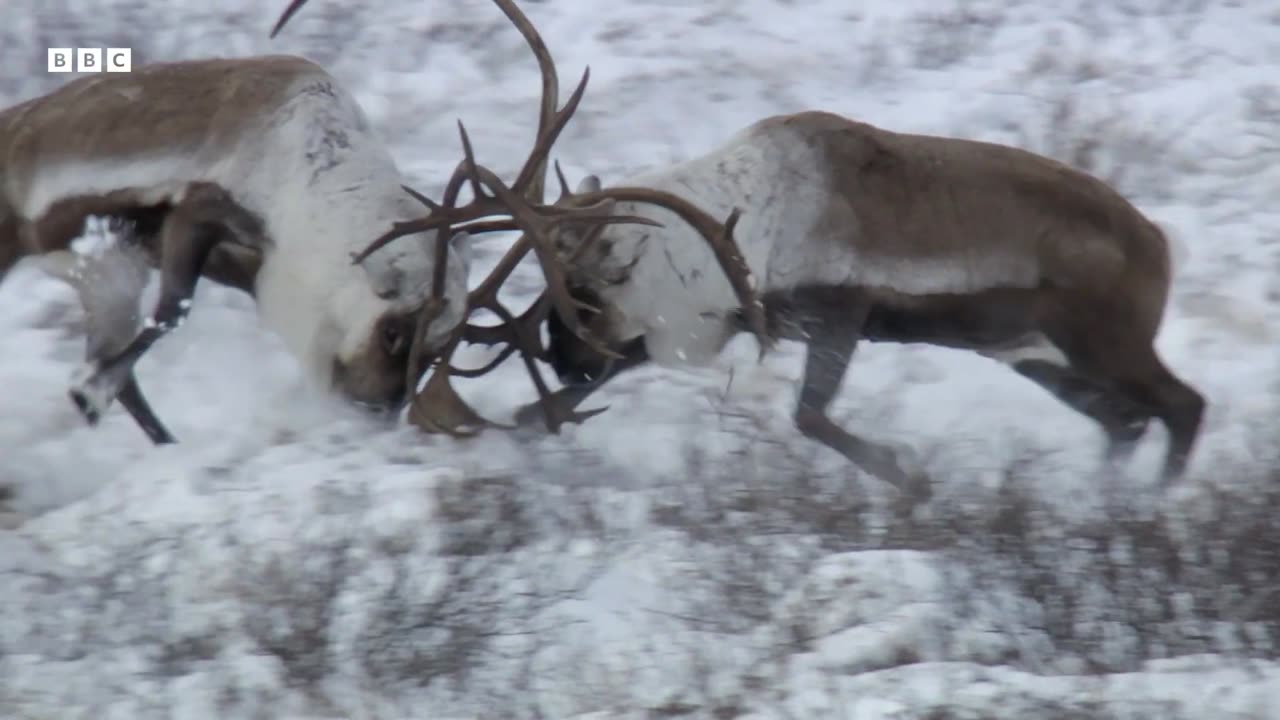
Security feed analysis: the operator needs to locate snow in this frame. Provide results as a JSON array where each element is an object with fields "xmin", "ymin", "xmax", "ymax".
[{"xmin": 2, "ymin": 0, "xmax": 1280, "ymax": 717}]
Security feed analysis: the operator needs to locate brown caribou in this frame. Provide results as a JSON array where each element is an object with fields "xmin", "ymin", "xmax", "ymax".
[
  {"xmin": 269, "ymin": 0, "xmax": 768, "ymax": 437},
  {"xmin": 0, "ymin": 53, "xmax": 477, "ymax": 442},
  {"xmin": 275, "ymin": 2, "xmax": 1205, "ymax": 498},
  {"xmin": 0, "ymin": 0, "xmax": 764, "ymax": 443},
  {"xmin": 526, "ymin": 112, "xmax": 1205, "ymax": 498}
]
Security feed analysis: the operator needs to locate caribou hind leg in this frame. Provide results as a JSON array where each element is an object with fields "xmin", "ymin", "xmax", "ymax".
[
  {"xmin": 30, "ymin": 225, "xmax": 179, "ymax": 444},
  {"xmin": 1030, "ymin": 298, "xmax": 1206, "ymax": 482},
  {"xmin": 1049, "ymin": 340, "xmax": 1203, "ymax": 482},
  {"xmin": 68, "ymin": 182, "xmax": 263, "ymax": 439},
  {"xmin": 976, "ymin": 333, "xmax": 1160, "ymax": 466},
  {"xmin": 1118, "ymin": 354, "xmax": 1205, "ymax": 480},
  {"xmin": 859, "ymin": 288, "xmax": 1174, "ymax": 476},
  {"xmin": 1007, "ymin": 359, "xmax": 1150, "ymax": 463}
]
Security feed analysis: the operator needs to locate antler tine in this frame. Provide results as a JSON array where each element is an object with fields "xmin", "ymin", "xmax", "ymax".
[
  {"xmin": 442, "ymin": 203, "xmax": 647, "ymax": 434},
  {"xmin": 268, "ymin": 0, "xmax": 311, "ymax": 38},
  {"xmin": 415, "ymin": 288, "xmax": 596, "ymax": 436},
  {"xmin": 452, "ymin": 218, "xmax": 523, "ymax": 236},
  {"xmin": 403, "ymin": 166, "xmax": 469, "ymax": 401},
  {"xmin": 455, "ymin": 120, "xmax": 488, "ymax": 204},
  {"xmin": 407, "ymin": 330, "xmax": 514, "ymax": 437},
  {"xmin": 553, "ymin": 160, "xmax": 573, "ymax": 202},
  {"xmin": 363, "ymin": 127, "xmax": 601, "ymax": 268},
  {"xmin": 512, "ymin": 67, "xmax": 591, "ymax": 202},
  {"xmin": 400, "ymin": 162, "xmax": 516, "ymax": 438},
  {"xmin": 404, "ymin": 314, "xmax": 527, "ymax": 440},
  {"xmin": 455, "ymin": 120, "xmax": 487, "ymax": 205},
  {"xmin": 351, "ymin": 162, "xmax": 473, "ymax": 267},
  {"xmin": 567, "ymin": 186, "xmax": 775, "ymax": 358},
  {"xmin": 457, "ymin": 204, "xmax": 657, "ymax": 351},
  {"xmin": 439, "ymin": 122, "xmax": 648, "ymax": 363},
  {"xmin": 355, "ymin": 151, "xmax": 524, "ymax": 273},
  {"xmin": 447, "ymin": 339, "xmax": 522, "ymax": 378},
  {"xmin": 402, "ymin": 120, "xmax": 564, "ymax": 438},
  {"xmin": 490, "ymin": 0, "xmax": 560, "ymax": 204},
  {"xmin": 402, "ymin": 184, "xmax": 442, "ymax": 212},
  {"xmin": 351, "ymin": 219, "xmax": 436, "ymax": 266},
  {"xmin": 565, "ymin": 220, "xmax": 610, "ymax": 266},
  {"xmin": 487, "ymin": 298, "xmax": 607, "ymax": 432},
  {"xmin": 473, "ymin": 165, "xmax": 688, "ymax": 361},
  {"xmin": 405, "ymin": 243, "xmax": 560, "ymax": 437},
  {"xmin": 463, "ymin": 289, "xmax": 549, "ymax": 349}
]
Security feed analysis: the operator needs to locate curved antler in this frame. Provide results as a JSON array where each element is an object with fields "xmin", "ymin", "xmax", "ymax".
[
  {"xmin": 400, "ymin": 122, "xmax": 664, "ymax": 436},
  {"xmin": 268, "ymin": 0, "xmax": 311, "ymax": 38},
  {"xmin": 546, "ymin": 166, "xmax": 772, "ymax": 358},
  {"xmin": 270, "ymin": 0, "xmax": 769, "ymax": 437}
]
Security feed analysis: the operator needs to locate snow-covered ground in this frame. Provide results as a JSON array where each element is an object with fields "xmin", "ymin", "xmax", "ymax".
[{"xmin": 2, "ymin": 0, "xmax": 1279, "ymax": 717}]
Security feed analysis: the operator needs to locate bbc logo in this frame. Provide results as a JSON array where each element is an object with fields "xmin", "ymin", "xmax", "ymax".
[{"xmin": 48, "ymin": 48, "xmax": 132, "ymax": 73}]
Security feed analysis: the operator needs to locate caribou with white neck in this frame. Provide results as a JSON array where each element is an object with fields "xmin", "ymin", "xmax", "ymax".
[
  {"xmin": 532, "ymin": 111, "xmax": 1207, "ymax": 497},
  {"xmin": 0, "ymin": 0, "xmax": 763, "ymax": 443},
  {"xmin": 269, "ymin": 0, "xmax": 767, "ymax": 437},
  {"xmin": 0, "ymin": 54, "xmax": 474, "ymax": 442}
]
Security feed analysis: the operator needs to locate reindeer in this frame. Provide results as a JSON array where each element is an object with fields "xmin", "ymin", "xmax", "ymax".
[
  {"xmin": 32, "ymin": 217, "xmax": 175, "ymax": 442},
  {"xmin": 0, "ymin": 0, "xmax": 760, "ymax": 443},
  {"xmin": 0, "ymin": 0, "xmax": 742, "ymax": 444},
  {"xmin": 267, "ymin": 2, "xmax": 1205, "ymax": 496},
  {"xmin": 0, "ymin": 52, "xmax": 484, "ymax": 443},
  {"xmin": 515, "ymin": 111, "xmax": 1208, "ymax": 497}
]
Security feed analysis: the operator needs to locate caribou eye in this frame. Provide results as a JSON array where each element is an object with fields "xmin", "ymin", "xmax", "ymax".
[{"xmin": 381, "ymin": 320, "xmax": 407, "ymax": 356}]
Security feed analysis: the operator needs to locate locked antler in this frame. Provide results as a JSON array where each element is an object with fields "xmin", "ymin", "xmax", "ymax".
[{"xmin": 271, "ymin": 0, "xmax": 771, "ymax": 437}]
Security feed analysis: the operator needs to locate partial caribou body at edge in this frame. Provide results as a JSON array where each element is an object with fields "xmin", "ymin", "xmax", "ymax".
[{"xmin": 0, "ymin": 54, "xmax": 475, "ymax": 442}]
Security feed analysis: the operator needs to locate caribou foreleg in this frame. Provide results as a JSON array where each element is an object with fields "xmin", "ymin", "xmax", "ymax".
[{"xmin": 68, "ymin": 183, "xmax": 262, "ymax": 442}]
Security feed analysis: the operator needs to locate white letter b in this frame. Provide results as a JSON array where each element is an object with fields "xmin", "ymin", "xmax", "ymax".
[
  {"xmin": 76, "ymin": 48, "xmax": 103, "ymax": 73},
  {"xmin": 47, "ymin": 48, "xmax": 72, "ymax": 73}
]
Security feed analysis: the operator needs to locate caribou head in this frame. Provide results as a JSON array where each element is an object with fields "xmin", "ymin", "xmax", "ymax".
[{"xmin": 272, "ymin": 0, "xmax": 770, "ymax": 438}]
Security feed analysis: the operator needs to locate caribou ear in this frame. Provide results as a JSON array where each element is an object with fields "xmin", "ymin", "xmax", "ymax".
[{"xmin": 575, "ymin": 174, "xmax": 602, "ymax": 194}]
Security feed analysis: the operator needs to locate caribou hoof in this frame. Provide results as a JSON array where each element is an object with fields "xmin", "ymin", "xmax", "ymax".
[
  {"xmin": 513, "ymin": 401, "xmax": 543, "ymax": 428},
  {"xmin": 865, "ymin": 443, "xmax": 932, "ymax": 504},
  {"xmin": 68, "ymin": 366, "xmax": 115, "ymax": 426},
  {"xmin": 897, "ymin": 466, "xmax": 934, "ymax": 505}
]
